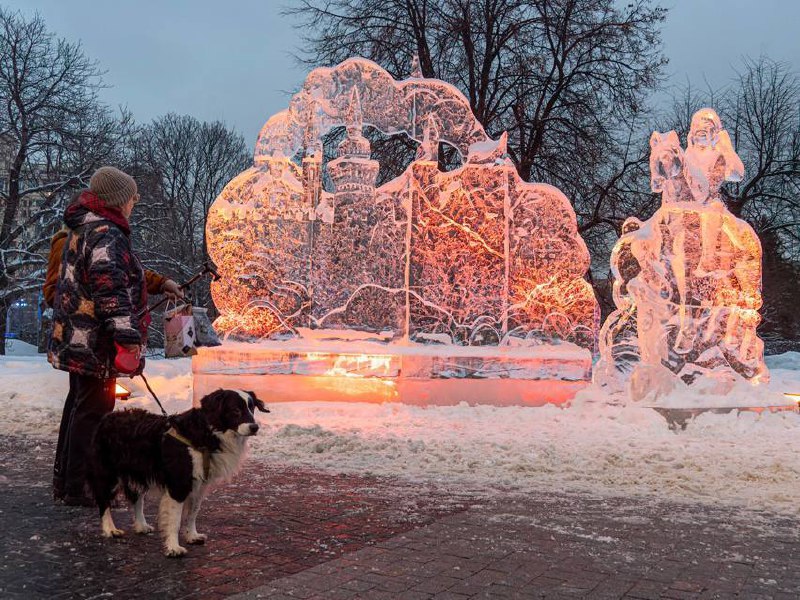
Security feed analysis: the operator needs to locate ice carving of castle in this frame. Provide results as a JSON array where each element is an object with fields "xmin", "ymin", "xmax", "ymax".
[
  {"xmin": 206, "ymin": 58, "xmax": 597, "ymax": 347},
  {"xmin": 328, "ymin": 89, "xmax": 380, "ymax": 225}
]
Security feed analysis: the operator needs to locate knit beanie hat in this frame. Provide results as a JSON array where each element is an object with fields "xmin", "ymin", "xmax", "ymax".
[{"xmin": 89, "ymin": 166, "xmax": 137, "ymax": 207}]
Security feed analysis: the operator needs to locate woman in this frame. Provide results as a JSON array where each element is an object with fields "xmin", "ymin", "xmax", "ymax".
[{"xmin": 48, "ymin": 166, "xmax": 182, "ymax": 506}]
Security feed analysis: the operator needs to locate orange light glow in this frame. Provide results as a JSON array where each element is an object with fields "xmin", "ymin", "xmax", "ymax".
[
  {"xmin": 115, "ymin": 383, "xmax": 131, "ymax": 400},
  {"xmin": 323, "ymin": 354, "xmax": 394, "ymax": 378}
]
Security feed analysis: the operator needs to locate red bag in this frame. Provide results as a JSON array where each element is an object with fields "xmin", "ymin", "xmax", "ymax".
[{"xmin": 114, "ymin": 342, "xmax": 140, "ymax": 375}]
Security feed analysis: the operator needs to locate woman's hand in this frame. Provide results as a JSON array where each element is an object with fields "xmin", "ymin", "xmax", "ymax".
[{"xmin": 162, "ymin": 279, "xmax": 184, "ymax": 301}]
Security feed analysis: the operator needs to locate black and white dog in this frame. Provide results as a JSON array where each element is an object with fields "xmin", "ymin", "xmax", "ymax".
[{"xmin": 88, "ymin": 389, "xmax": 269, "ymax": 557}]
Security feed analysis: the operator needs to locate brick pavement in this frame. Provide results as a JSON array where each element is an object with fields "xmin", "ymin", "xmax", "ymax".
[
  {"xmin": 235, "ymin": 495, "xmax": 800, "ymax": 600},
  {"xmin": 0, "ymin": 435, "xmax": 470, "ymax": 599},
  {"xmin": 233, "ymin": 492, "xmax": 800, "ymax": 600},
  {"xmin": 2, "ymin": 434, "xmax": 800, "ymax": 600}
]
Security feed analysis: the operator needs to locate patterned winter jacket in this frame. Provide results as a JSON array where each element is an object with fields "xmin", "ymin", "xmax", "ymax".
[
  {"xmin": 43, "ymin": 228, "xmax": 168, "ymax": 308},
  {"xmin": 48, "ymin": 191, "xmax": 148, "ymax": 379}
]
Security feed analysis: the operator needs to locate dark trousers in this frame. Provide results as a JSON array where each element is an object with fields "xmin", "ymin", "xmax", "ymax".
[{"xmin": 53, "ymin": 373, "xmax": 115, "ymax": 500}]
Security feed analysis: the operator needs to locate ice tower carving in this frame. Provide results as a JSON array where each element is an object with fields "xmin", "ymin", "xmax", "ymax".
[
  {"xmin": 595, "ymin": 109, "xmax": 769, "ymax": 402},
  {"xmin": 206, "ymin": 58, "xmax": 597, "ymax": 349}
]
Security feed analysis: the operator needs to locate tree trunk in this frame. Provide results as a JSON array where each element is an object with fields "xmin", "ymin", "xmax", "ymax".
[{"xmin": 0, "ymin": 299, "xmax": 8, "ymax": 356}]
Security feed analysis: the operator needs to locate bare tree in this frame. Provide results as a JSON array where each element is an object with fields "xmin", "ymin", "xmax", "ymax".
[
  {"xmin": 725, "ymin": 58, "xmax": 800, "ymax": 234},
  {"xmin": 130, "ymin": 114, "xmax": 251, "ymax": 313},
  {"xmin": 0, "ymin": 8, "xmax": 132, "ymax": 353},
  {"xmin": 723, "ymin": 59, "xmax": 800, "ymax": 348}
]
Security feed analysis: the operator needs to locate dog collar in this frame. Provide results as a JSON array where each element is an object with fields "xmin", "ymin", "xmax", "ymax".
[{"xmin": 165, "ymin": 427, "xmax": 211, "ymax": 481}]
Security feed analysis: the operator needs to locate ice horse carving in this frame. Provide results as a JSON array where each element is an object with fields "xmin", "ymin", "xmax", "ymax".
[
  {"xmin": 595, "ymin": 109, "xmax": 769, "ymax": 402},
  {"xmin": 206, "ymin": 58, "xmax": 597, "ymax": 349}
]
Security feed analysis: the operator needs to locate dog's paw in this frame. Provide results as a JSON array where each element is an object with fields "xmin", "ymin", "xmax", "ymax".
[
  {"xmin": 101, "ymin": 527, "xmax": 125, "ymax": 538},
  {"xmin": 134, "ymin": 523, "xmax": 154, "ymax": 535},
  {"xmin": 164, "ymin": 545, "xmax": 187, "ymax": 558},
  {"xmin": 185, "ymin": 533, "xmax": 207, "ymax": 545}
]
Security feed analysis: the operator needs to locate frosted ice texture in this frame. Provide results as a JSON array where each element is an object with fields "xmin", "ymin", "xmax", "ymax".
[
  {"xmin": 206, "ymin": 58, "xmax": 597, "ymax": 348},
  {"xmin": 595, "ymin": 109, "xmax": 769, "ymax": 402}
]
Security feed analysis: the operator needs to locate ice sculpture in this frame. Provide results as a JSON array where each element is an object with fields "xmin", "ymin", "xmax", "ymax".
[
  {"xmin": 206, "ymin": 58, "xmax": 597, "ymax": 349},
  {"xmin": 595, "ymin": 109, "xmax": 769, "ymax": 403}
]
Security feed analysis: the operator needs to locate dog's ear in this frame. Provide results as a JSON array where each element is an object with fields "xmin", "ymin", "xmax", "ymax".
[
  {"xmin": 200, "ymin": 389, "xmax": 227, "ymax": 423},
  {"xmin": 248, "ymin": 391, "xmax": 270, "ymax": 413},
  {"xmin": 201, "ymin": 389, "xmax": 226, "ymax": 411}
]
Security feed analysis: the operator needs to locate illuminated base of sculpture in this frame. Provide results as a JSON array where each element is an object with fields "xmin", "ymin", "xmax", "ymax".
[
  {"xmin": 650, "ymin": 404, "xmax": 798, "ymax": 430},
  {"xmin": 191, "ymin": 337, "xmax": 592, "ymax": 407}
]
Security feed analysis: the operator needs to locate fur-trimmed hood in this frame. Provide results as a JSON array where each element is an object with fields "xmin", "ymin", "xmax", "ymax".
[{"xmin": 64, "ymin": 190, "xmax": 131, "ymax": 236}]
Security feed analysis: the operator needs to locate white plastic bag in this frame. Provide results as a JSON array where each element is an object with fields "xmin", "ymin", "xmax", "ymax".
[{"xmin": 164, "ymin": 302, "xmax": 197, "ymax": 358}]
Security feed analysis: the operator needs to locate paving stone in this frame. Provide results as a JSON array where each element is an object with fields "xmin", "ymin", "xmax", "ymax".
[
  {"xmin": 697, "ymin": 592, "xmax": 739, "ymax": 600},
  {"xmin": 661, "ymin": 589, "xmax": 702, "ymax": 600},
  {"xmin": 368, "ymin": 573, "xmax": 419, "ymax": 593},
  {"xmin": 671, "ymin": 580, "xmax": 707, "ymax": 593},
  {"xmin": 395, "ymin": 591, "xmax": 435, "ymax": 600},
  {"xmin": 340, "ymin": 577, "xmax": 377, "ymax": 592},
  {"xmin": 448, "ymin": 569, "xmax": 514, "ymax": 595},
  {"xmin": 626, "ymin": 579, "xmax": 671, "ymax": 599},
  {"xmin": 410, "ymin": 575, "xmax": 462, "ymax": 594},
  {"xmin": 588, "ymin": 577, "xmax": 637, "ymax": 599}
]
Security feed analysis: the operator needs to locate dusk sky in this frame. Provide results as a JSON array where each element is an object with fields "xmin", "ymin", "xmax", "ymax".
[{"xmin": 6, "ymin": 0, "xmax": 800, "ymax": 147}]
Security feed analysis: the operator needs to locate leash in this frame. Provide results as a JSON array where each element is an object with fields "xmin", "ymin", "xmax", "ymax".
[{"xmin": 138, "ymin": 372, "xmax": 168, "ymax": 417}]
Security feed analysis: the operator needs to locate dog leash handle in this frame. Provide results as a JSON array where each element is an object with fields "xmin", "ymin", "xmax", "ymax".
[{"xmin": 138, "ymin": 372, "xmax": 168, "ymax": 417}]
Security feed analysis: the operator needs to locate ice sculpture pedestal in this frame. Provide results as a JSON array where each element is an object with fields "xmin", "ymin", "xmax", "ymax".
[
  {"xmin": 191, "ymin": 338, "xmax": 591, "ymax": 407},
  {"xmin": 652, "ymin": 405, "xmax": 798, "ymax": 431}
]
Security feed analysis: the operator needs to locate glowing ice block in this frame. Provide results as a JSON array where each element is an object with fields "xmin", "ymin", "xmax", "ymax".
[
  {"xmin": 191, "ymin": 338, "xmax": 592, "ymax": 407},
  {"xmin": 595, "ymin": 109, "xmax": 769, "ymax": 402}
]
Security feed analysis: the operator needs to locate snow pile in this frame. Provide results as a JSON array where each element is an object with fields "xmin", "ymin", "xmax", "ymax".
[
  {"xmin": 252, "ymin": 381, "xmax": 800, "ymax": 514},
  {"xmin": 0, "ymin": 356, "xmax": 194, "ymax": 437},
  {"xmin": 0, "ymin": 356, "xmax": 69, "ymax": 437},
  {"xmin": 1, "ymin": 353, "xmax": 799, "ymax": 514},
  {"xmin": 6, "ymin": 339, "xmax": 39, "ymax": 356}
]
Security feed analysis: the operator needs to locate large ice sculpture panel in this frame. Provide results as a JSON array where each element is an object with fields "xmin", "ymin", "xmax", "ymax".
[
  {"xmin": 206, "ymin": 58, "xmax": 597, "ymax": 348},
  {"xmin": 200, "ymin": 58, "xmax": 598, "ymax": 405},
  {"xmin": 595, "ymin": 109, "xmax": 770, "ymax": 403}
]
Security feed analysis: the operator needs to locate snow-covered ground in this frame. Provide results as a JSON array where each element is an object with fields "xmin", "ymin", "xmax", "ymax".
[{"xmin": 2, "ymin": 341, "xmax": 800, "ymax": 515}]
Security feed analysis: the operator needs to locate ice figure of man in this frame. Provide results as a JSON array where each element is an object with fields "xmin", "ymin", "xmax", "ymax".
[
  {"xmin": 683, "ymin": 108, "xmax": 744, "ymax": 204},
  {"xmin": 677, "ymin": 110, "xmax": 762, "ymax": 373}
]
